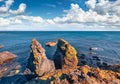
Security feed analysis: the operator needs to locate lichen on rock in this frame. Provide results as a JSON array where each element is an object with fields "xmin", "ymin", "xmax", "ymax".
[
  {"xmin": 27, "ymin": 39, "xmax": 55, "ymax": 77},
  {"xmin": 54, "ymin": 38, "xmax": 78, "ymax": 69},
  {"xmin": 27, "ymin": 38, "xmax": 120, "ymax": 84}
]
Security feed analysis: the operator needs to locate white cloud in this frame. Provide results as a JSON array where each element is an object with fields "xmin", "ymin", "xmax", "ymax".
[
  {"xmin": 52, "ymin": 3, "xmax": 120, "ymax": 24},
  {"xmin": 0, "ymin": 0, "xmax": 26, "ymax": 16},
  {"xmin": 86, "ymin": 0, "xmax": 96, "ymax": 9},
  {"xmin": 0, "ymin": 0, "xmax": 120, "ymax": 31},
  {"xmin": 86, "ymin": 0, "xmax": 120, "ymax": 16},
  {"xmin": 0, "ymin": 0, "xmax": 14, "ymax": 13},
  {"xmin": 9, "ymin": 3, "xmax": 26, "ymax": 15},
  {"xmin": 0, "ymin": 17, "xmax": 22, "ymax": 26},
  {"xmin": 15, "ymin": 15, "xmax": 44, "ymax": 23},
  {"xmin": 0, "ymin": 15, "xmax": 44, "ymax": 26}
]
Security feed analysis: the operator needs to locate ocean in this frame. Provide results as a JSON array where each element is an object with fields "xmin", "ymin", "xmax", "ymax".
[
  {"xmin": 0, "ymin": 31, "xmax": 120, "ymax": 84},
  {"xmin": 0, "ymin": 31, "xmax": 120, "ymax": 65}
]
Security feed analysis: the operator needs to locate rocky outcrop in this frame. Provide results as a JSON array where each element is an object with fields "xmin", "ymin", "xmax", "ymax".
[
  {"xmin": 0, "ymin": 51, "xmax": 18, "ymax": 78},
  {"xmin": 51, "ymin": 65, "xmax": 120, "ymax": 84},
  {"xmin": 27, "ymin": 38, "xmax": 120, "ymax": 84},
  {"xmin": 0, "ymin": 62, "xmax": 21, "ymax": 78},
  {"xmin": 45, "ymin": 41, "xmax": 57, "ymax": 47},
  {"xmin": 53, "ymin": 38, "xmax": 78, "ymax": 69},
  {"xmin": 27, "ymin": 39, "xmax": 55, "ymax": 77},
  {"xmin": 38, "ymin": 38, "xmax": 120, "ymax": 84},
  {"xmin": 0, "ymin": 51, "xmax": 16, "ymax": 65}
]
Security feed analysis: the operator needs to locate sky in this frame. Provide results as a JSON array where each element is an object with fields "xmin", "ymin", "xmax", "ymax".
[{"xmin": 0, "ymin": 0, "xmax": 120, "ymax": 31}]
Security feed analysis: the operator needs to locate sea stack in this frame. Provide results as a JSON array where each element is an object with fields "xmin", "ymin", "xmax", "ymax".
[
  {"xmin": 27, "ymin": 39, "xmax": 55, "ymax": 77},
  {"xmin": 53, "ymin": 38, "xmax": 78, "ymax": 69}
]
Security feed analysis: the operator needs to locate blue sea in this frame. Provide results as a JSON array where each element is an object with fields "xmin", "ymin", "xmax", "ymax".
[
  {"xmin": 0, "ymin": 31, "xmax": 120, "ymax": 65},
  {"xmin": 0, "ymin": 31, "xmax": 120, "ymax": 83}
]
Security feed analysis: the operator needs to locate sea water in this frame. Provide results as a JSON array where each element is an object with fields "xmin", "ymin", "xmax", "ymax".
[
  {"xmin": 0, "ymin": 31, "xmax": 120, "ymax": 65},
  {"xmin": 0, "ymin": 31, "xmax": 120, "ymax": 84}
]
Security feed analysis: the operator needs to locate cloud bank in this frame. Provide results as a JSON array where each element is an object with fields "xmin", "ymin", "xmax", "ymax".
[{"xmin": 0, "ymin": 0, "xmax": 120, "ymax": 31}]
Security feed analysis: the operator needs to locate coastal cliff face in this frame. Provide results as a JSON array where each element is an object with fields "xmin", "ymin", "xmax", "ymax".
[
  {"xmin": 26, "ymin": 38, "xmax": 120, "ymax": 84},
  {"xmin": 54, "ymin": 38, "xmax": 78, "ymax": 69},
  {"xmin": 27, "ymin": 39, "xmax": 55, "ymax": 77}
]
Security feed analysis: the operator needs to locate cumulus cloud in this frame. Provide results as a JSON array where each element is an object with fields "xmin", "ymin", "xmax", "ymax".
[
  {"xmin": 15, "ymin": 15, "xmax": 44, "ymax": 23},
  {"xmin": 0, "ymin": 15, "xmax": 44, "ymax": 26},
  {"xmin": 0, "ymin": 0, "xmax": 14, "ymax": 13},
  {"xmin": 0, "ymin": 0, "xmax": 26, "ymax": 16},
  {"xmin": 86, "ymin": 0, "xmax": 120, "ymax": 16},
  {"xmin": 9, "ymin": 3, "xmax": 26, "ymax": 15},
  {"xmin": 51, "ymin": 0, "xmax": 120, "ymax": 26},
  {"xmin": 0, "ymin": 17, "xmax": 22, "ymax": 26},
  {"xmin": 0, "ymin": 0, "xmax": 120, "ymax": 31}
]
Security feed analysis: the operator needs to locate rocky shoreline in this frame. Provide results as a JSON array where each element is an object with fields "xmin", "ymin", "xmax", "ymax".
[{"xmin": 0, "ymin": 38, "xmax": 120, "ymax": 84}]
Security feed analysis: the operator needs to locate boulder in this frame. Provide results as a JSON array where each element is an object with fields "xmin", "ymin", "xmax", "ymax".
[
  {"xmin": 45, "ymin": 41, "xmax": 57, "ymax": 47},
  {"xmin": 54, "ymin": 38, "xmax": 78, "ymax": 69},
  {"xmin": 27, "ymin": 39, "xmax": 55, "ymax": 77},
  {"xmin": 0, "ymin": 51, "xmax": 16, "ymax": 65}
]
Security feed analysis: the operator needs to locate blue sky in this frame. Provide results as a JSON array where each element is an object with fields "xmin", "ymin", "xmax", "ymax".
[
  {"xmin": 0, "ymin": 0, "xmax": 120, "ymax": 31},
  {"xmin": 10, "ymin": 0, "xmax": 89, "ymax": 18}
]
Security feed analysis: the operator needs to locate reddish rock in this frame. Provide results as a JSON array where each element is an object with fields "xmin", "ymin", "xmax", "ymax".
[
  {"xmin": 48, "ymin": 65, "xmax": 120, "ymax": 84},
  {"xmin": 45, "ymin": 41, "xmax": 57, "ymax": 47},
  {"xmin": 0, "ymin": 62, "xmax": 20, "ymax": 78},
  {"xmin": 26, "ymin": 38, "xmax": 120, "ymax": 84},
  {"xmin": 0, "ymin": 51, "xmax": 16, "ymax": 65},
  {"xmin": 51, "ymin": 78, "xmax": 69, "ymax": 84},
  {"xmin": 27, "ymin": 39, "xmax": 55, "ymax": 77}
]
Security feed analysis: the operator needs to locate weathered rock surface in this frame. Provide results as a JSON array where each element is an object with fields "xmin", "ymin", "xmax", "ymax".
[
  {"xmin": 0, "ymin": 51, "xmax": 16, "ymax": 65},
  {"xmin": 38, "ymin": 39, "xmax": 120, "ymax": 84},
  {"xmin": 0, "ymin": 62, "xmax": 21, "ymax": 78},
  {"xmin": 45, "ymin": 41, "xmax": 57, "ymax": 47},
  {"xmin": 27, "ymin": 39, "xmax": 55, "ymax": 77},
  {"xmin": 51, "ymin": 65, "xmax": 120, "ymax": 84},
  {"xmin": 53, "ymin": 38, "xmax": 78, "ymax": 69},
  {"xmin": 2, "ymin": 38, "xmax": 118, "ymax": 84}
]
